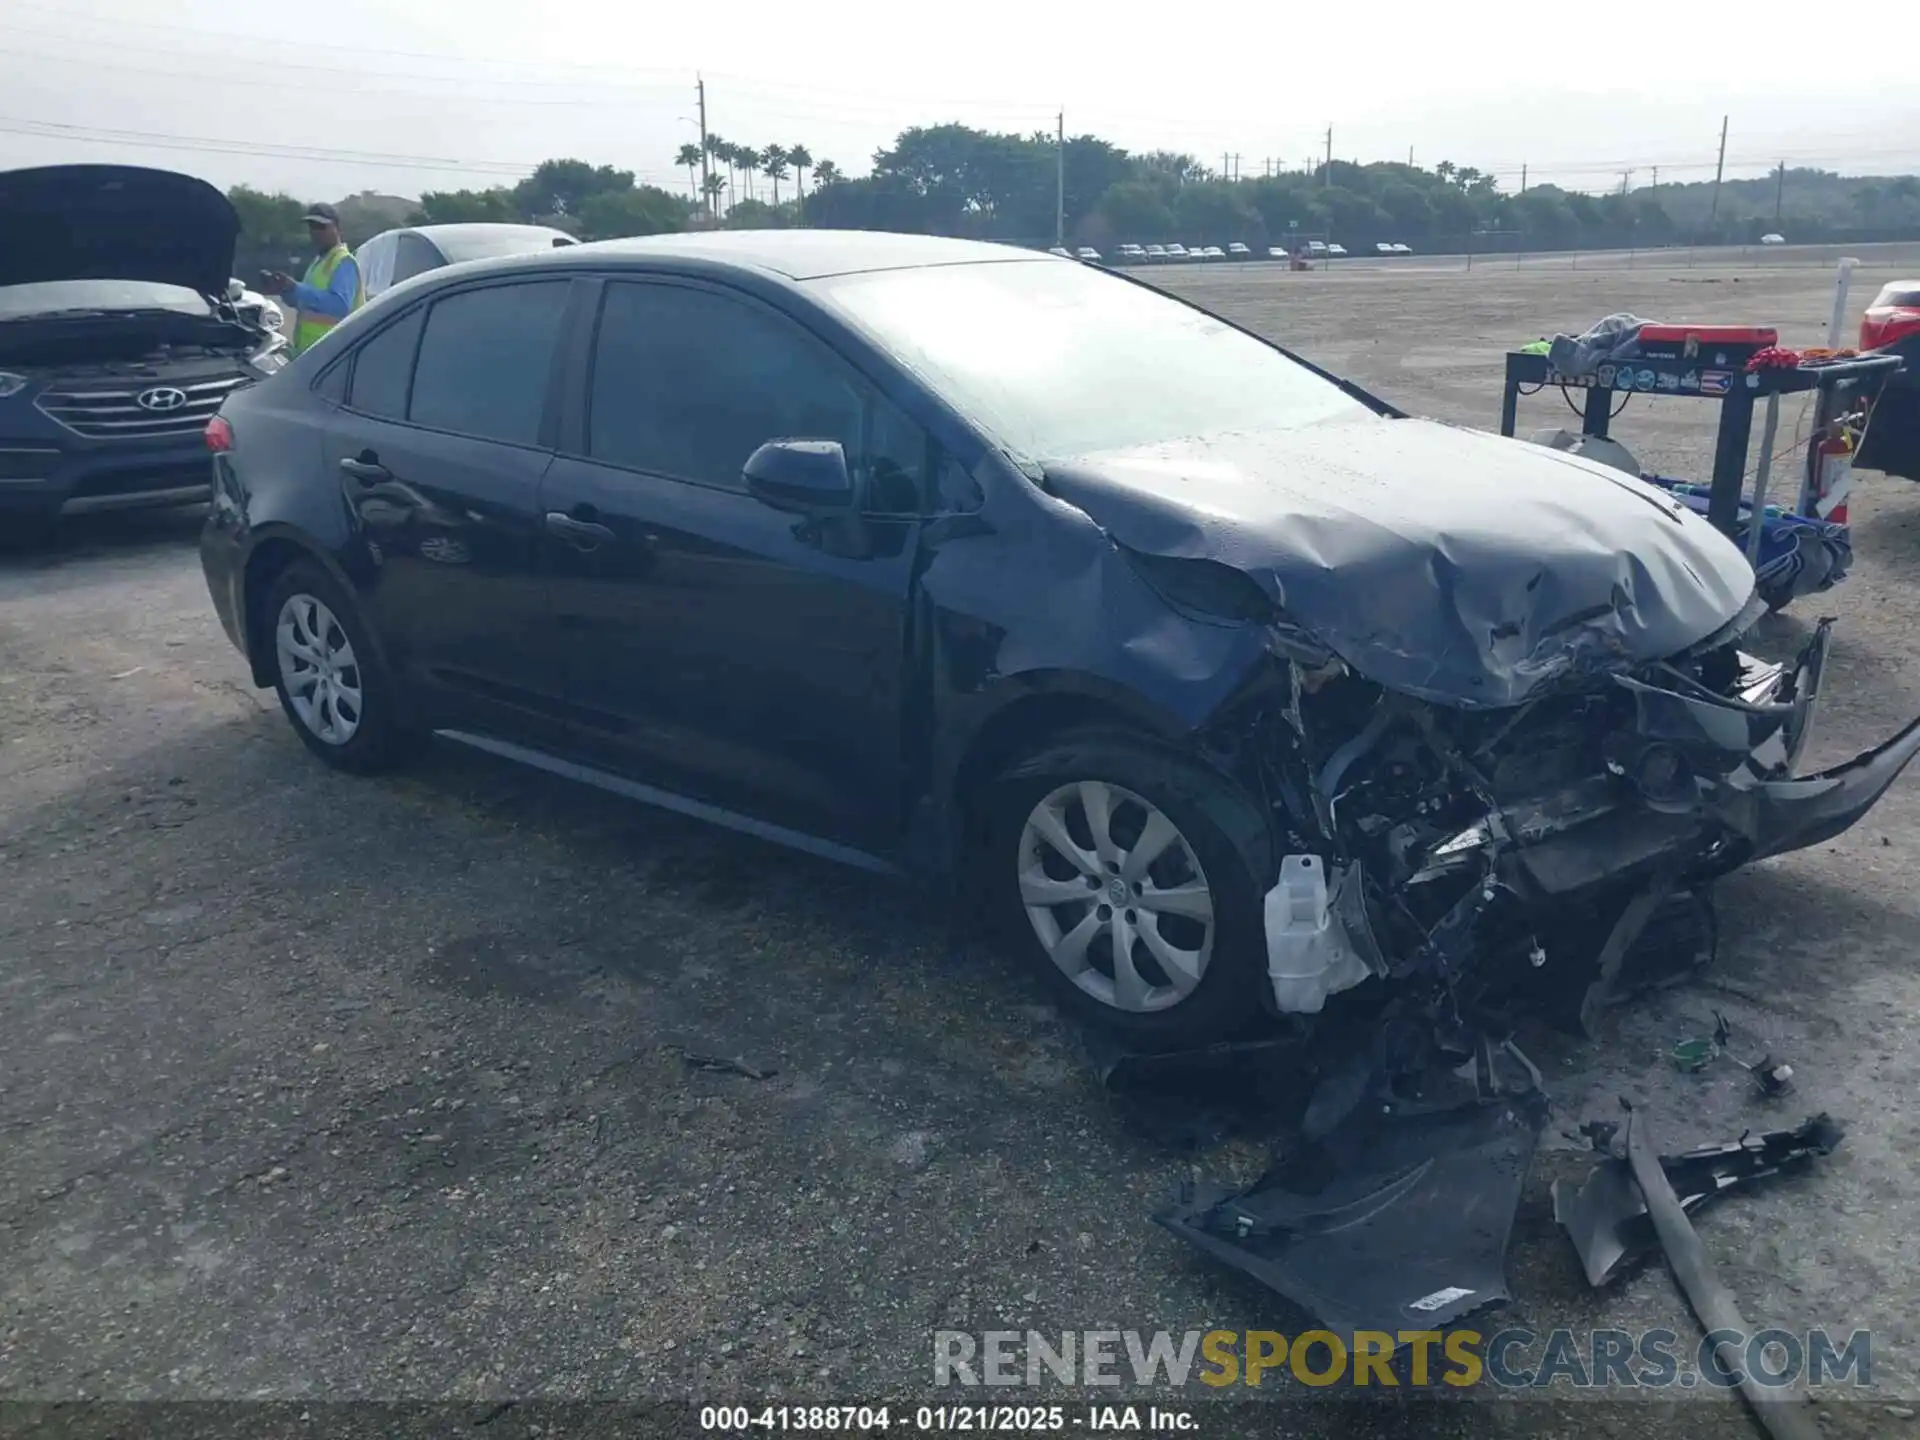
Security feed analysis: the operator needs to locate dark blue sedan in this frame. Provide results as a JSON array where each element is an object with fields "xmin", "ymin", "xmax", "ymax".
[{"xmin": 197, "ymin": 231, "xmax": 1920, "ymax": 1050}]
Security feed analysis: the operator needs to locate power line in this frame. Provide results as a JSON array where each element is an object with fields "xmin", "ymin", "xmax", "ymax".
[
  {"xmin": 0, "ymin": 113, "xmax": 545, "ymax": 178},
  {"xmin": 0, "ymin": 16, "xmax": 1060, "ymax": 124}
]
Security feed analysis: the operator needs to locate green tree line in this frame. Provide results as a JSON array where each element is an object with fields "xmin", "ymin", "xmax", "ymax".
[{"xmin": 227, "ymin": 127, "xmax": 1920, "ymax": 258}]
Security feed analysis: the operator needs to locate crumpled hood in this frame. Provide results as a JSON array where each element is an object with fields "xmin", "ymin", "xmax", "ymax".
[
  {"xmin": 0, "ymin": 164, "xmax": 240, "ymax": 297},
  {"xmin": 1042, "ymin": 415, "xmax": 1756, "ymax": 707}
]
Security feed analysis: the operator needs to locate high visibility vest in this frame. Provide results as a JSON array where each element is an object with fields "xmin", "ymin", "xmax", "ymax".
[{"xmin": 292, "ymin": 243, "xmax": 364, "ymax": 355}]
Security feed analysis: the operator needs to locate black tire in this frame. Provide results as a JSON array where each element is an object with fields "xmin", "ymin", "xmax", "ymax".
[
  {"xmin": 261, "ymin": 559, "xmax": 423, "ymax": 774},
  {"xmin": 981, "ymin": 730, "xmax": 1276, "ymax": 1052}
]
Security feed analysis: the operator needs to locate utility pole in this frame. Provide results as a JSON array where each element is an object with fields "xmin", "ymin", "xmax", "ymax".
[
  {"xmin": 1323, "ymin": 125, "xmax": 1333, "ymax": 185},
  {"xmin": 1408, "ymin": 145, "xmax": 1414, "ymax": 167},
  {"xmin": 1775, "ymin": 158, "xmax": 1786, "ymax": 221},
  {"xmin": 1055, "ymin": 111, "xmax": 1065, "ymax": 248},
  {"xmin": 1520, "ymin": 163, "xmax": 1527, "ymax": 193},
  {"xmin": 1650, "ymin": 165, "xmax": 1658, "ymax": 191},
  {"xmin": 697, "ymin": 75, "xmax": 712, "ymax": 222},
  {"xmin": 1709, "ymin": 115, "xmax": 1728, "ymax": 222},
  {"xmin": 1619, "ymin": 168, "xmax": 1634, "ymax": 197}
]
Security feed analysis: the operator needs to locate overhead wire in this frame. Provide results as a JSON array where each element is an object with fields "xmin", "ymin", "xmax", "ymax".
[{"xmin": 3, "ymin": 10, "xmax": 1916, "ymax": 191}]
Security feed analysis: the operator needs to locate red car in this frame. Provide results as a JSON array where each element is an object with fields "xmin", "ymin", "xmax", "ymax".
[{"xmin": 1860, "ymin": 280, "xmax": 1920, "ymax": 350}]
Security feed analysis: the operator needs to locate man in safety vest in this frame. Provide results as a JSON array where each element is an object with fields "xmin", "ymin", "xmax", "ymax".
[{"xmin": 260, "ymin": 202, "xmax": 364, "ymax": 355}]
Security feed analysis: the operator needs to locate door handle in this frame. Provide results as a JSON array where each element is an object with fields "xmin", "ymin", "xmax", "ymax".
[
  {"xmin": 545, "ymin": 510, "xmax": 616, "ymax": 549},
  {"xmin": 339, "ymin": 455, "xmax": 391, "ymax": 483}
]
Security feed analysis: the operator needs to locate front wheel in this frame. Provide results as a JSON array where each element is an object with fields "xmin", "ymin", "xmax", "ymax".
[
  {"xmin": 262, "ymin": 560, "xmax": 422, "ymax": 774},
  {"xmin": 982, "ymin": 733, "xmax": 1275, "ymax": 1052}
]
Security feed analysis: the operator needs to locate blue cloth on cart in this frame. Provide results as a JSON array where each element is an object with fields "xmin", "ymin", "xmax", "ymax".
[
  {"xmin": 1640, "ymin": 474, "xmax": 1851, "ymax": 606},
  {"xmin": 1546, "ymin": 313, "xmax": 1648, "ymax": 377}
]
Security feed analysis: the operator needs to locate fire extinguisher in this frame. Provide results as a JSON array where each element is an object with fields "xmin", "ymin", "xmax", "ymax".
[{"xmin": 1812, "ymin": 418, "xmax": 1855, "ymax": 523}]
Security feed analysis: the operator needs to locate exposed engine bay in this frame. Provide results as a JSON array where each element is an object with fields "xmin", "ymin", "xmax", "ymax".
[
  {"xmin": 0, "ymin": 301, "xmax": 276, "ymax": 370},
  {"xmin": 1206, "ymin": 601, "xmax": 1920, "ymax": 1021}
]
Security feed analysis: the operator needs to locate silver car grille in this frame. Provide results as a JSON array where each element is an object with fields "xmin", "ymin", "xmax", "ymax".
[{"xmin": 35, "ymin": 373, "xmax": 250, "ymax": 440}]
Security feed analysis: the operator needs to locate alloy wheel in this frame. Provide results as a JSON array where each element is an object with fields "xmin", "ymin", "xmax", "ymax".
[
  {"xmin": 1016, "ymin": 780, "xmax": 1216, "ymax": 1013},
  {"xmin": 275, "ymin": 593, "xmax": 363, "ymax": 746}
]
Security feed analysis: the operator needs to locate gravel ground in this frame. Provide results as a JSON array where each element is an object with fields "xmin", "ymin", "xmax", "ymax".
[{"xmin": 6, "ymin": 252, "xmax": 1920, "ymax": 1439}]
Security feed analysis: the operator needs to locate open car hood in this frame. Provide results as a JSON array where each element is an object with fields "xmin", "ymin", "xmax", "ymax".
[
  {"xmin": 0, "ymin": 164, "xmax": 241, "ymax": 297},
  {"xmin": 1043, "ymin": 417, "xmax": 1757, "ymax": 707}
]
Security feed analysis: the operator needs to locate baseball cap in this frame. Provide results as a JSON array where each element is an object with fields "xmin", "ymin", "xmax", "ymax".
[{"xmin": 302, "ymin": 202, "xmax": 341, "ymax": 226}]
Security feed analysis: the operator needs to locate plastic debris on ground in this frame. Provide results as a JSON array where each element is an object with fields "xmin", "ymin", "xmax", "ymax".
[
  {"xmin": 1145, "ymin": 1021, "xmax": 1549, "ymax": 1335},
  {"xmin": 1555, "ymin": 1113, "xmax": 1843, "ymax": 1289}
]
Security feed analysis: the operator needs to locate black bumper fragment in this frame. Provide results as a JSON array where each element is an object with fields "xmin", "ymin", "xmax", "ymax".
[{"xmin": 1154, "ymin": 1039, "xmax": 1547, "ymax": 1334}]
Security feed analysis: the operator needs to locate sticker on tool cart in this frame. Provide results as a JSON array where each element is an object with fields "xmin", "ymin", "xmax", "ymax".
[
  {"xmin": 1613, "ymin": 368, "xmax": 1633, "ymax": 390},
  {"xmin": 1408, "ymin": 1286, "xmax": 1476, "ymax": 1313},
  {"xmin": 1680, "ymin": 370, "xmax": 1701, "ymax": 390},
  {"xmin": 1700, "ymin": 370, "xmax": 1732, "ymax": 395},
  {"xmin": 1658, "ymin": 372, "xmax": 1680, "ymax": 391},
  {"xmin": 1597, "ymin": 364, "xmax": 1617, "ymax": 387},
  {"xmin": 1636, "ymin": 368, "xmax": 1657, "ymax": 390},
  {"xmin": 1549, "ymin": 371, "xmax": 1590, "ymax": 387}
]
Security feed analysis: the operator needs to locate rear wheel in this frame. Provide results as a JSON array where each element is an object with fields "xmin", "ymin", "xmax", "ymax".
[
  {"xmin": 982, "ymin": 733, "xmax": 1274, "ymax": 1051},
  {"xmin": 262, "ymin": 560, "xmax": 422, "ymax": 774}
]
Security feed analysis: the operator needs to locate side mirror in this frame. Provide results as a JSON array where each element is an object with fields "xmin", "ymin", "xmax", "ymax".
[{"xmin": 744, "ymin": 439, "xmax": 854, "ymax": 515}]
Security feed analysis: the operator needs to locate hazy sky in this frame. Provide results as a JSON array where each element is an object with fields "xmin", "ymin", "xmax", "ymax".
[{"xmin": 3, "ymin": 0, "xmax": 1916, "ymax": 204}]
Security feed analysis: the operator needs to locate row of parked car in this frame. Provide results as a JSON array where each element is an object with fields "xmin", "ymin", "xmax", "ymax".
[{"xmin": 1046, "ymin": 240, "xmax": 1416, "ymax": 264}]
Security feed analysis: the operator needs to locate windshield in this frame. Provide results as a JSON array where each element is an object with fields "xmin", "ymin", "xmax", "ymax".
[
  {"xmin": 0, "ymin": 279, "xmax": 210, "ymax": 320},
  {"xmin": 815, "ymin": 259, "xmax": 1364, "ymax": 461}
]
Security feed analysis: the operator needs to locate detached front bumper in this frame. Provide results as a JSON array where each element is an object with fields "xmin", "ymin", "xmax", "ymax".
[
  {"xmin": 1619, "ymin": 620, "xmax": 1920, "ymax": 866},
  {"xmin": 1455, "ymin": 622, "xmax": 1920, "ymax": 902}
]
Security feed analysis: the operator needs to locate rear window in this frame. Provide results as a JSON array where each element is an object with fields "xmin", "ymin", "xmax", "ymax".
[{"xmin": 408, "ymin": 281, "xmax": 569, "ymax": 446}]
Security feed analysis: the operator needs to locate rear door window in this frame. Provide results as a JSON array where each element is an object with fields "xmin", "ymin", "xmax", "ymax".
[
  {"xmin": 408, "ymin": 281, "xmax": 569, "ymax": 446},
  {"xmin": 347, "ymin": 307, "xmax": 424, "ymax": 419}
]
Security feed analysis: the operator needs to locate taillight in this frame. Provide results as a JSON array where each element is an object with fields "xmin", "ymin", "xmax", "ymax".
[{"xmin": 205, "ymin": 415, "xmax": 234, "ymax": 453}]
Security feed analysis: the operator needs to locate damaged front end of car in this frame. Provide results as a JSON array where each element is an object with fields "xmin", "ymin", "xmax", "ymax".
[
  {"xmin": 1199, "ymin": 598, "xmax": 1920, "ymax": 1024},
  {"xmin": 1040, "ymin": 412, "xmax": 1917, "ymax": 1341}
]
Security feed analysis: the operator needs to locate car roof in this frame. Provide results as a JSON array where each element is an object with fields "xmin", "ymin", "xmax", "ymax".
[
  {"xmin": 516, "ymin": 229, "xmax": 1048, "ymax": 282},
  {"xmin": 404, "ymin": 222, "xmax": 575, "ymax": 251}
]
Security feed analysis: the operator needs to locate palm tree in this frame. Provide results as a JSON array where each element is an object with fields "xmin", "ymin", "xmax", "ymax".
[
  {"xmin": 811, "ymin": 158, "xmax": 842, "ymax": 187},
  {"xmin": 705, "ymin": 135, "xmax": 732, "ymax": 213},
  {"xmin": 675, "ymin": 143, "xmax": 703, "ymax": 202},
  {"xmin": 701, "ymin": 172, "xmax": 727, "ymax": 218},
  {"xmin": 762, "ymin": 144, "xmax": 790, "ymax": 206},
  {"xmin": 1436, "ymin": 160, "xmax": 1456, "ymax": 185},
  {"xmin": 788, "ymin": 144, "xmax": 813, "ymax": 215},
  {"xmin": 735, "ymin": 147, "xmax": 761, "ymax": 204}
]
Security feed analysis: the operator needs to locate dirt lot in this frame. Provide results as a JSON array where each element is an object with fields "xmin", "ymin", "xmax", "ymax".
[{"xmin": 6, "ymin": 254, "xmax": 1920, "ymax": 1438}]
